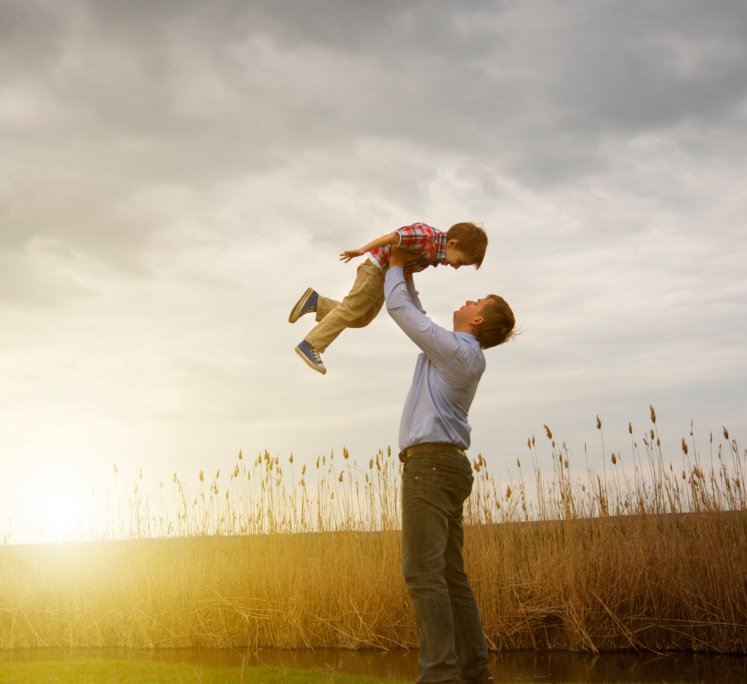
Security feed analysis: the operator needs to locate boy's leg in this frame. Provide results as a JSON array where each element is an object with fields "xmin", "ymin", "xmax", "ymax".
[
  {"xmin": 314, "ymin": 294, "xmax": 341, "ymax": 321},
  {"xmin": 305, "ymin": 261, "xmax": 385, "ymax": 353}
]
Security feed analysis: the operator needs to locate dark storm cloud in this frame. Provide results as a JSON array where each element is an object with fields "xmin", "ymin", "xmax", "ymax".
[
  {"xmin": 220, "ymin": 1, "xmax": 747, "ymax": 180},
  {"xmin": 0, "ymin": 2, "xmax": 68, "ymax": 75},
  {"xmin": 6, "ymin": 1, "xmax": 747, "ymax": 171},
  {"xmin": 2, "ymin": 0, "xmax": 747, "ymax": 267},
  {"xmin": 575, "ymin": 2, "xmax": 747, "ymax": 128}
]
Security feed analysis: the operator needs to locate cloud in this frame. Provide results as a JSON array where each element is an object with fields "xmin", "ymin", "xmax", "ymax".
[
  {"xmin": 4, "ymin": 0, "xmax": 746, "ymax": 257},
  {"xmin": 0, "ymin": 246, "xmax": 93, "ymax": 308},
  {"xmin": 1, "ymin": 1, "xmax": 747, "ymax": 543}
]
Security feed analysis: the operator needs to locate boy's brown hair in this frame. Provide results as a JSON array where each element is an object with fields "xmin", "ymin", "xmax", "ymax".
[
  {"xmin": 446, "ymin": 222, "xmax": 488, "ymax": 268},
  {"xmin": 474, "ymin": 295, "xmax": 516, "ymax": 349}
]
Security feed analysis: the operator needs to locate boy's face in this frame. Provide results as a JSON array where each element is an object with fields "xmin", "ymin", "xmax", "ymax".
[{"xmin": 444, "ymin": 239, "xmax": 474, "ymax": 269}]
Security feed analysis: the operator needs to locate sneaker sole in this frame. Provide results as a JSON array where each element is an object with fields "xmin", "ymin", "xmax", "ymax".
[
  {"xmin": 294, "ymin": 345, "xmax": 327, "ymax": 374},
  {"xmin": 288, "ymin": 287, "xmax": 315, "ymax": 323}
]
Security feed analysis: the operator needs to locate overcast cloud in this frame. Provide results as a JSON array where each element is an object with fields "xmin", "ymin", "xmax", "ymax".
[{"xmin": 1, "ymin": 0, "xmax": 746, "ymax": 542}]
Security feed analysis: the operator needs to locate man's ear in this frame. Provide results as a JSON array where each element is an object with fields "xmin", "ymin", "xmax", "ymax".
[
  {"xmin": 471, "ymin": 315, "xmax": 484, "ymax": 331},
  {"xmin": 446, "ymin": 238, "xmax": 459, "ymax": 249}
]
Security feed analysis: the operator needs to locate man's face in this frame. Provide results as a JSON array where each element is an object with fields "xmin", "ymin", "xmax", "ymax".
[
  {"xmin": 444, "ymin": 240, "xmax": 475, "ymax": 269},
  {"xmin": 453, "ymin": 297, "xmax": 490, "ymax": 330}
]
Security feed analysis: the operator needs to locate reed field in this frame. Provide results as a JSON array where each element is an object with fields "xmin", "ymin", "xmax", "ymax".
[{"xmin": 1, "ymin": 408, "xmax": 745, "ymax": 655}]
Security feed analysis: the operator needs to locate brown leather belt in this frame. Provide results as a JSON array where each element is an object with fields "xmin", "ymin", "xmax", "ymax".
[{"xmin": 398, "ymin": 442, "xmax": 466, "ymax": 463}]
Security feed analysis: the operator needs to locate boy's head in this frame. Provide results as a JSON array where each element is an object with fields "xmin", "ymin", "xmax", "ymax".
[
  {"xmin": 444, "ymin": 222, "xmax": 488, "ymax": 269},
  {"xmin": 468, "ymin": 294, "xmax": 516, "ymax": 349}
]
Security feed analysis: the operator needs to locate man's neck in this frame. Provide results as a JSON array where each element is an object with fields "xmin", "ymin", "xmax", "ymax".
[{"xmin": 453, "ymin": 323, "xmax": 474, "ymax": 335}]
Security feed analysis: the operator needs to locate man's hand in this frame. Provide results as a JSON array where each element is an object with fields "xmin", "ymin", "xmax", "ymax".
[
  {"xmin": 339, "ymin": 248, "xmax": 365, "ymax": 262},
  {"xmin": 389, "ymin": 246, "xmax": 417, "ymax": 269}
]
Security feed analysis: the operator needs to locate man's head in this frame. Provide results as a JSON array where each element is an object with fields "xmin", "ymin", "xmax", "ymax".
[
  {"xmin": 453, "ymin": 295, "xmax": 516, "ymax": 349},
  {"xmin": 444, "ymin": 222, "xmax": 488, "ymax": 269}
]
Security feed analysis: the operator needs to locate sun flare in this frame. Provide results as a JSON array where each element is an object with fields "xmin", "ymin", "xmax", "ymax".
[{"xmin": 26, "ymin": 480, "xmax": 87, "ymax": 544}]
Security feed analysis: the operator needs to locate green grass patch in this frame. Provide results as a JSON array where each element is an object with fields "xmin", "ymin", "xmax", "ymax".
[{"xmin": 0, "ymin": 660, "xmax": 412, "ymax": 684}]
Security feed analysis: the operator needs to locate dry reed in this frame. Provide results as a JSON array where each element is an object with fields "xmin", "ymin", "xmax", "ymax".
[{"xmin": 1, "ymin": 408, "xmax": 745, "ymax": 654}]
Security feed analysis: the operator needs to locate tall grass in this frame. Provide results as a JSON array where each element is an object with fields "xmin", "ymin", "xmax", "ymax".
[
  {"xmin": 74, "ymin": 445, "xmax": 403, "ymax": 541},
  {"xmin": 0, "ymin": 408, "xmax": 745, "ymax": 654}
]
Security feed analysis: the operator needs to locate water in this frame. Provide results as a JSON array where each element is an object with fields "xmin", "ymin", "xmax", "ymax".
[{"xmin": 1, "ymin": 647, "xmax": 745, "ymax": 682}]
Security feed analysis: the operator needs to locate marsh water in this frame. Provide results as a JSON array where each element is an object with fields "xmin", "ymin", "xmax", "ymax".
[{"xmin": 2, "ymin": 647, "xmax": 746, "ymax": 682}]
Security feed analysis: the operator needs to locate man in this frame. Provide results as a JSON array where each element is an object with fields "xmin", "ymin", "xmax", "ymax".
[{"xmin": 385, "ymin": 246, "xmax": 516, "ymax": 684}]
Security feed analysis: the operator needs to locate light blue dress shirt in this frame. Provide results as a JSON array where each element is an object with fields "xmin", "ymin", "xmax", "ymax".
[{"xmin": 385, "ymin": 266, "xmax": 486, "ymax": 451}]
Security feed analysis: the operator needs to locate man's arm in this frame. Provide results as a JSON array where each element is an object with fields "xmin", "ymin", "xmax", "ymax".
[
  {"xmin": 386, "ymin": 248, "xmax": 459, "ymax": 368},
  {"xmin": 392, "ymin": 246, "xmax": 423, "ymax": 306},
  {"xmin": 339, "ymin": 232, "xmax": 399, "ymax": 262},
  {"xmin": 405, "ymin": 276, "xmax": 425, "ymax": 314}
]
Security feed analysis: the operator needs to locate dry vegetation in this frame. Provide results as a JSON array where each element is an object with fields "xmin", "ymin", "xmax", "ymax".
[{"xmin": 1, "ymin": 408, "xmax": 745, "ymax": 654}]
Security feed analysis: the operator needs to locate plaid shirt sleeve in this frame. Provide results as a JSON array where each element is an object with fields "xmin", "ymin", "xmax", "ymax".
[
  {"xmin": 396, "ymin": 223, "xmax": 438, "ymax": 253},
  {"xmin": 368, "ymin": 223, "xmax": 446, "ymax": 272}
]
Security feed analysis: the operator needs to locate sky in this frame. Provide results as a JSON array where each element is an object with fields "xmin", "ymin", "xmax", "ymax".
[{"xmin": 1, "ymin": 1, "xmax": 746, "ymax": 543}]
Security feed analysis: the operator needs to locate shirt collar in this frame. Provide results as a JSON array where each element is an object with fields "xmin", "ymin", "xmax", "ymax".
[{"xmin": 455, "ymin": 330, "xmax": 481, "ymax": 347}]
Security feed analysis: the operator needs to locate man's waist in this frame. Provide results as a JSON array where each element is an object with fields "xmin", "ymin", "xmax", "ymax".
[{"xmin": 398, "ymin": 442, "xmax": 466, "ymax": 463}]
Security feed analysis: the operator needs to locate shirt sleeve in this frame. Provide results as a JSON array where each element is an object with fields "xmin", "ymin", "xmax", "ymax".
[
  {"xmin": 406, "ymin": 278, "xmax": 426, "ymax": 314},
  {"xmin": 385, "ymin": 266, "xmax": 460, "ymax": 369},
  {"xmin": 395, "ymin": 224, "xmax": 432, "ymax": 252}
]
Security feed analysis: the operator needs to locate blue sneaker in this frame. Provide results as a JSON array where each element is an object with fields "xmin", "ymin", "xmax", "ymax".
[
  {"xmin": 288, "ymin": 288, "xmax": 319, "ymax": 323},
  {"xmin": 295, "ymin": 340, "xmax": 327, "ymax": 374}
]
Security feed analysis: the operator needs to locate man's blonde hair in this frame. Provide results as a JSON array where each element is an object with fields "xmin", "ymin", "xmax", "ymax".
[{"xmin": 474, "ymin": 295, "xmax": 516, "ymax": 349}]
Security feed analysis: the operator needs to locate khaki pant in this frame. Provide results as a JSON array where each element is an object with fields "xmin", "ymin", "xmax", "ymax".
[{"xmin": 305, "ymin": 260, "xmax": 386, "ymax": 353}]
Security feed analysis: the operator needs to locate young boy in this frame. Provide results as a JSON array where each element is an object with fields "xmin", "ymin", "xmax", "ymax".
[{"xmin": 289, "ymin": 221, "xmax": 488, "ymax": 374}]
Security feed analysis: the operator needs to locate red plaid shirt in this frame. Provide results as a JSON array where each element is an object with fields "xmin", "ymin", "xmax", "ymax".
[{"xmin": 369, "ymin": 223, "xmax": 447, "ymax": 275}]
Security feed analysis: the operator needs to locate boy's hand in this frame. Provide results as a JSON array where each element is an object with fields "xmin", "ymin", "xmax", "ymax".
[{"xmin": 339, "ymin": 248, "xmax": 365, "ymax": 262}]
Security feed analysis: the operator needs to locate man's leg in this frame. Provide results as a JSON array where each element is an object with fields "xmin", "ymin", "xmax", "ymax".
[
  {"xmin": 445, "ymin": 508, "xmax": 490, "ymax": 681},
  {"xmin": 305, "ymin": 261, "xmax": 385, "ymax": 353},
  {"xmin": 402, "ymin": 453, "xmax": 471, "ymax": 683}
]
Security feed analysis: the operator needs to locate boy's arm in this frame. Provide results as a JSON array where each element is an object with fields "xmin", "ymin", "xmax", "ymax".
[{"xmin": 340, "ymin": 232, "xmax": 399, "ymax": 262}]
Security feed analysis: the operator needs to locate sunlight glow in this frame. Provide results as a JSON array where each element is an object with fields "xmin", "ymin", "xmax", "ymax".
[{"xmin": 25, "ymin": 480, "xmax": 88, "ymax": 544}]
